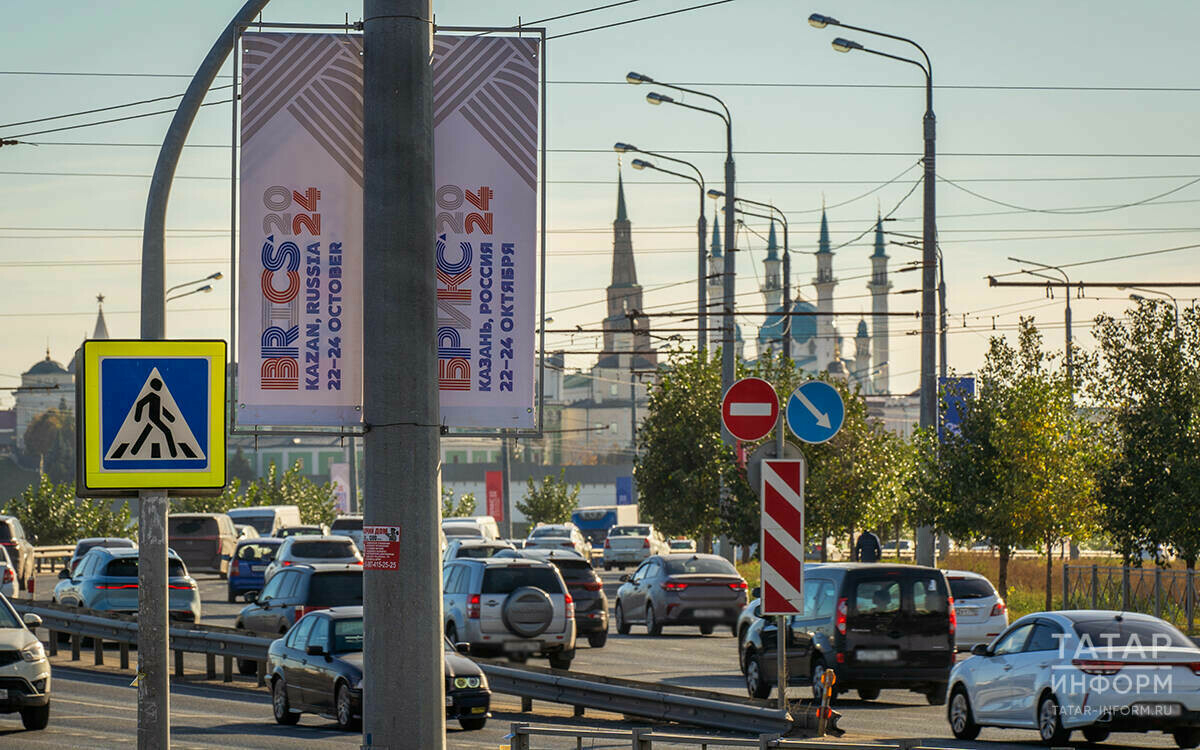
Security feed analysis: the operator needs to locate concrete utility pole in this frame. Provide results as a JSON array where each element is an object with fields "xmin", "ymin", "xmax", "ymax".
[
  {"xmin": 348, "ymin": 436, "xmax": 359, "ymax": 514},
  {"xmin": 500, "ymin": 436, "xmax": 513, "ymax": 539},
  {"xmin": 361, "ymin": 1, "xmax": 442, "ymax": 747}
]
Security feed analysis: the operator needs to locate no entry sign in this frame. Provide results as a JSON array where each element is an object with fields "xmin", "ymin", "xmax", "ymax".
[
  {"xmin": 760, "ymin": 458, "xmax": 805, "ymax": 616},
  {"xmin": 721, "ymin": 377, "xmax": 779, "ymax": 442}
]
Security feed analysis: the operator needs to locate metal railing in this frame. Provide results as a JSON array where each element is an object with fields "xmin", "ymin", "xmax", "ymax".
[
  {"xmin": 1063, "ymin": 563, "xmax": 1200, "ymax": 632},
  {"xmin": 11, "ymin": 601, "xmax": 274, "ymax": 685},
  {"xmin": 505, "ymin": 724, "xmax": 956, "ymax": 749},
  {"xmin": 32, "ymin": 545, "xmax": 75, "ymax": 573},
  {"xmin": 10, "ymin": 600, "xmax": 814, "ymax": 736}
]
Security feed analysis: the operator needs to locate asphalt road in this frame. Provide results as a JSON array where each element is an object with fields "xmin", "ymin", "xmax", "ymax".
[{"xmin": 18, "ymin": 566, "xmax": 1181, "ymax": 748}]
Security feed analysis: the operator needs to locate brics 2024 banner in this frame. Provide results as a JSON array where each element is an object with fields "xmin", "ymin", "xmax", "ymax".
[{"xmin": 238, "ymin": 33, "xmax": 539, "ymax": 429}]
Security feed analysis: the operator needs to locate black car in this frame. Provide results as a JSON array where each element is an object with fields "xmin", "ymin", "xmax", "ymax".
[
  {"xmin": 520, "ymin": 549, "xmax": 609, "ymax": 648},
  {"xmin": 0, "ymin": 516, "xmax": 34, "ymax": 591},
  {"xmin": 740, "ymin": 563, "xmax": 954, "ymax": 705},
  {"xmin": 266, "ymin": 607, "xmax": 490, "ymax": 731}
]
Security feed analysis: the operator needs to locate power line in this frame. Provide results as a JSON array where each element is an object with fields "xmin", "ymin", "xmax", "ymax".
[
  {"xmin": 3, "ymin": 98, "xmax": 232, "ymax": 140},
  {"xmin": 988, "ymin": 241, "xmax": 1200, "ymax": 279},
  {"xmin": 939, "ymin": 174, "xmax": 1200, "ymax": 215},
  {"xmin": 0, "ymin": 86, "xmax": 232, "ymax": 130},
  {"xmin": 545, "ymin": 0, "xmax": 735, "ymax": 39}
]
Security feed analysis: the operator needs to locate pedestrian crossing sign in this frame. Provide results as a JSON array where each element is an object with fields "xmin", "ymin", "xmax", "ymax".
[{"xmin": 78, "ymin": 340, "xmax": 226, "ymax": 495}]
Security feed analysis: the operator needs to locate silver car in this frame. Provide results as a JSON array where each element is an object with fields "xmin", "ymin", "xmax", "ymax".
[
  {"xmin": 614, "ymin": 554, "xmax": 748, "ymax": 636},
  {"xmin": 525, "ymin": 524, "xmax": 591, "ymax": 558},
  {"xmin": 442, "ymin": 557, "xmax": 576, "ymax": 669},
  {"xmin": 602, "ymin": 524, "xmax": 666, "ymax": 570},
  {"xmin": 264, "ymin": 535, "xmax": 362, "ymax": 583}
]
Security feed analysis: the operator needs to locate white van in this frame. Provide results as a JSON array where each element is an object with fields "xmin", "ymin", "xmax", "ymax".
[
  {"xmin": 227, "ymin": 505, "xmax": 302, "ymax": 538},
  {"xmin": 441, "ymin": 515, "xmax": 500, "ymax": 542}
]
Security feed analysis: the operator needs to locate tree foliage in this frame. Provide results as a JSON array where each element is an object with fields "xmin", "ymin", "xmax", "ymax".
[
  {"xmin": 23, "ymin": 409, "xmax": 74, "ymax": 483},
  {"xmin": 442, "ymin": 487, "xmax": 477, "ymax": 518},
  {"xmin": 173, "ymin": 460, "xmax": 336, "ymax": 526},
  {"xmin": 1090, "ymin": 300, "xmax": 1200, "ymax": 567},
  {"xmin": 517, "ymin": 470, "xmax": 580, "ymax": 526},
  {"xmin": 3, "ymin": 475, "xmax": 134, "ymax": 545}
]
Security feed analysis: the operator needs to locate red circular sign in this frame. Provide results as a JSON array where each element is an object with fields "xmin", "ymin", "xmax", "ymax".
[{"xmin": 721, "ymin": 377, "xmax": 780, "ymax": 442}]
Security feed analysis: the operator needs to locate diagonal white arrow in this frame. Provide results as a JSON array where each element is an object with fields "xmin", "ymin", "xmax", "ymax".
[{"xmin": 793, "ymin": 388, "xmax": 831, "ymax": 429}]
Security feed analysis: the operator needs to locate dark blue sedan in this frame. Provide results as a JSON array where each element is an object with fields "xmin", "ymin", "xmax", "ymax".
[{"xmin": 227, "ymin": 538, "xmax": 283, "ymax": 603}]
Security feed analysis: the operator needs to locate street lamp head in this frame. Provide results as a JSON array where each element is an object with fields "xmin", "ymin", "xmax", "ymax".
[
  {"xmin": 630, "ymin": 158, "xmax": 653, "ymax": 170},
  {"xmin": 625, "ymin": 71, "xmax": 652, "ymax": 85},
  {"xmin": 807, "ymin": 13, "xmax": 839, "ymax": 28},
  {"xmin": 197, "ymin": 284, "xmax": 213, "ymax": 293},
  {"xmin": 832, "ymin": 37, "xmax": 863, "ymax": 53},
  {"xmin": 645, "ymin": 91, "xmax": 673, "ymax": 105},
  {"xmin": 613, "ymin": 142, "xmax": 636, "ymax": 153},
  {"xmin": 706, "ymin": 188, "xmax": 725, "ymax": 199},
  {"xmin": 207, "ymin": 271, "xmax": 223, "ymax": 281}
]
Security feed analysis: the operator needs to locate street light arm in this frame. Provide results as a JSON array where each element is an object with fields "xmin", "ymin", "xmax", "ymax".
[
  {"xmin": 636, "ymin": 161, "xmax": 702, "ymax": 191},
  {"xmin": 1008, "ymin": 256, "xmax": 1069, "ymax": 285},
  {"xmin": 732, "ymin": 195, "xmax": 786, "ymax": 232},
  {"xmin": 650, "ymin": 80, "xmax": 731, "ymax": 124},
  {"xmin": 660, "ymin": 97, "xmax": 729, "ymax": 126},
  {"xmin": 634, "ymin": 147, "xmax": 704, "ymax": 189},
  {"xmin": 858, "ymin": 46, "xmax": 930, "ymax": 88},
  {"xmin": 833, "ymin": 20, "xmax": 932, "ymax": 81}
]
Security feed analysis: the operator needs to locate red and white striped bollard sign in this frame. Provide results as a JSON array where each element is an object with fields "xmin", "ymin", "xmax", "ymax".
[{"xmin": 760, "ymin": 458, "xmax": 805, "ymax": 616}]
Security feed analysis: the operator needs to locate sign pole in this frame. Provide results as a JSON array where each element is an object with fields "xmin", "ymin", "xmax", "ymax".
[
  {"xmin": 136, "ymin": 489, "xmax": 169, "ymax": 750},
  {"xmin": 362, "ymin": 1, "xmax": 443, "ymax": 748}
]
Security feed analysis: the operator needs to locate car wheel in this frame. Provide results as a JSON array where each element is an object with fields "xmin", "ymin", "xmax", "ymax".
[
  {"xmin": 547, "ymin": 651, "xmax": 573, "ymax": 670},
  {"xmin": 926, "ymin": 682, "xmax": 948, "ymax": 706},
  {"xmin": 1174, "ymin": 727, "xmax": 1200, "ymax": 749},
  {"xmin": 587, "ymin": 631, "xmax": 608, "ymax": 648},
  {"xmin": 615, "ymin": 603, "xmax": 630, "ymax": 635},
  {"xmin": 459, "ymin": 717, "xmax": 487, "ymax": 731},
  {"xmin": 948, "ymin": 686, "xmax": 980, "ymax": 741},
  {"xmin": 699, "ymin": 624, "xmax": 714, "ymax": 635},
  {"xmin": 811, "ymin": 658, "xmax": 831, "ymax": 705},
  {"xmin": 335, "ymin": 682, "xmax": 360, "ymax": 731},
  {"xmin": 237, "ymin": 658, "xmax": 257, "ymax": 676},
  {"xmin": 445, "ymin": 622, "xmax": 458, "ymax": 644},
  {"xmin": 745, "ymin": 650, "xmax": 770, "ymax": 699},
  {"xmin": 226, "ymin": 589, "xmax": 237, "ymax": 604},
  {"xmin": 272, "ymin": 677, "xmax": 300, "ymax": 725},
  {"xmin": 1082, "ymin": 725, "xmax": 1110, "ymax": 744},
  {"xmin": 20, "ymin": 702, "xmax": 49, "ymax": 730},
  {"xmin": 645, "ymin": 605, "xmax": 662, "ymax": 636},
  {"xmin": 1037, "ymin": 693, "xmax": 1070, "ymax": 745},
  {"xmin": 857, "ymin": 688, "xmax": 880, "ymax": 701},
  {"xmin": 507, "ymin": 652, "xmax": 528, "ymax": 664}
]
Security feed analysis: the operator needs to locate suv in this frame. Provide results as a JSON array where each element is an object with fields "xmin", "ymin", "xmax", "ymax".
[
  {"xmin": 740, "ymin": 563, "xmax": 954, "ymax": 704},
  {"xmin": 520, "ymin": 549, "xmax": 608, "ymax": 648},
  {"xmin": 442, "ymin": 558, "xmax": 576, "ymax": 669},
  {"xmin": 0, "ymin": 516, "xmax": 34, "ymax": 592},
  {"xmin": 602, "ymin": 524, "xmax": 665, "ymax": 570},
  {"xmin": 0, "ymin": 596, "xmax": 49, "ymax": 729},
  {"xmin": 168, "ymin": 513, "xmax": 238, "ymax": 577},
  {"xmin": 235, "ymin": 563, "xmax": 364, "ymax": 674}
]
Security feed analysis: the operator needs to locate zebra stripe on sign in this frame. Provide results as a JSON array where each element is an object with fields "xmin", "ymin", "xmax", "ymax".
[{"xmin": 760, "ymin": 458, "xmax": 805, "ymax": 616}]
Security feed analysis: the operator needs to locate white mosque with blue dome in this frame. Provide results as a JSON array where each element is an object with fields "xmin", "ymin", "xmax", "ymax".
[{"xmin": 706, "ymin": 207, "xmax": 892, "ymax": 394}]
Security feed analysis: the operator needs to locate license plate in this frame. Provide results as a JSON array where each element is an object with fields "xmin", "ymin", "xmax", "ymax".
[
  {"xmin": 470, "ymin": 706, "xmax": 486, "ymax": 714},
  {"xmin": 1131, "ymin": 703, "xmax": 1181, "ymax": 717},
  {"xmin": 956, "ymin": 607, "xmax": 979, "ymax": 617},
  {"xmin": 250, "ymin": 565, "xmax": 264, "ymax": 572},
  {"xmin": 503, "ymin": 641, "xmax": 541, "ymax": 653},
  {"xmin": 857, "ymin": 648, "xmax": 899, "ymax": 662},
  {"xmin": 694, "ymin": 609, "xmax": 724, "ymax": 618}
]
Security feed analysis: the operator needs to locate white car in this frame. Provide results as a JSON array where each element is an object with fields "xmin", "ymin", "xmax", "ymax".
[
  {"xmin": 263, "ymin": 535, "xmax": 362, "ymax": 583},
  {"xmin": 602, "ymin": 524, "xmax": 666, "ymax": 570},
  {"xmin": 0, "ymin": 547, "xmax": 16, "ymax": 599},
  {"xmin": 525, "ymin": 524, "xmax": 592, "ymax": 559},
  {"xmin": 945, "ymin": 570, "xmax": 1007, "ymax": 650},
  {"xmin": 0, "ymin": 596, "xmax": 50, "ymax": 729},
  {"xmin": 948, "ymin": 610, "xmax": 1200, "ymax": 747}
]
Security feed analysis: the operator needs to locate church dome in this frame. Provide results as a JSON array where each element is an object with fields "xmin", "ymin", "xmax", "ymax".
[
  {"xmin": 24, "ymin": 354, "xmax": 68, "ymax": 377},
  {"xmin": 757, "ymin": 300, "xmax": 818, "ymax": 347}
]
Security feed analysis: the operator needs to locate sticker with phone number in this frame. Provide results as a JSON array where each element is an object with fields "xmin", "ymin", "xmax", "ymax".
[{"xmin": 363, "ymin": 525, "xmax": 401, "ymax": 570}]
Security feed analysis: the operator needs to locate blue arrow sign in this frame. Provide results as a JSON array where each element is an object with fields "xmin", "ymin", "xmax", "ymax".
[{"xmin": 786, "ymin": 381, "xmax": 845, "ymax": 444}]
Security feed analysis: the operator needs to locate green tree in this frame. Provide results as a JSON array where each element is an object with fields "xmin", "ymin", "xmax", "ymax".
[
  {"xmin": 4, "ymin": 475, "xmax": 134, "ymax": 545},
  {"xmin": 1091, "ymin": 300, "xmax": 1200, "ymax": 567},
  {"xmin": 921, "ymin": 319, "xmax": 1099, "ymax": 601},
  {"xmin": 172, "ymin": 479, "xmax": 243, "ymax": 514},
  {"xmin": 634, "ymin": 348, "xmax": 725, "ymax": 549},
  {"xmin": 228, "ymin": 448, "xmax": 258, "ymax": 486},
  {"xmin": 244, "ymin": 460, "xmax": 337, "ymax": 527},
  {"xmin": 517, "ymin": 470, "xmax": 580, "ymax": 526},
  {"xmin": 23, "ymin": 409, "xmax": 71, "ymax": 470},
  {"xmin": 441, "ymin": 487, "xmax": 477, "ymax": 518}
]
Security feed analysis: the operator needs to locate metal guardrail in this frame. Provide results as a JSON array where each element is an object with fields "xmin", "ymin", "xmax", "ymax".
[
  {"xmin": 506, "ymin": 724, "xmax": 955, "ymax": 749},
  {"xmin": 480, "ymin": 659, "xmax": 829, "ymax": 736},
  {"xmin": 32, "ymin": 545, "xmax": 75, "ymax": 573},
  {"xmin": 1063, "ymin": 563, "xmax": 1200, "ymax": 632},
  {"xmin": 11, "ymin": 601, "xmax": 274, "ymax": 685},
  {"xmin": 8, "ymin": 600, "xmax": 815, "ymax": 736}
]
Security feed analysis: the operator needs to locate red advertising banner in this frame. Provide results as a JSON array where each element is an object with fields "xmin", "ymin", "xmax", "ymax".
[
  {"xmin": 485, "ymin": 471, "xmax": 504, "ymax": 523},
  {"xmin": 362, "ymin": 525, "xmax": 401, "ymax": 571}
]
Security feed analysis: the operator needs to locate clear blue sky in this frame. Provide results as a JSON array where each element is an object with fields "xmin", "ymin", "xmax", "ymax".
[{"xmin": 3, "ymin": 0, "xmax": 1199, "ymax": 407}]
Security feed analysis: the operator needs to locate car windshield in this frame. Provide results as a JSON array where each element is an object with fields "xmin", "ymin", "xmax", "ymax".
[
  {"xmin": 552, "ymin": 560, "xmax": 595, "ymax": 582},
  {"xmin": 279, "ymin": 527, "xmax": 322, "ymax": 538},
  {"xmin": 0, "ymin": 601, "xmax": 19, "ymax": 628},
  {"xmin": 609, "ymin": 526, "xmax": 649, "ymax": 537},
  {"xmin": 290, "ymin": 540, "xmax": 357, "ymax": 558},
  {"xmin": 669, "ymin": 541, "xmax": 691, "ymax": 549},
  {"xmin": 948, "ymin": 577, "xmax": 995, "ymax": 600},
  {"xmin": 443, "ymin": 525, "xmax": 482, "ymax": 538},
  {"xmin": 530, "ymin": 527, "xmax": 568, "ymax": 538},
  {"xmin": 1073, "ymin": 617, "xmax": 1193, "ymax": 650},
  {"xmin": 230, "ymin": 513, "xmax": 275, "ymax": 535},
  {"xmin": 482, "ymin": 566, "xmax": 563, "ymax": 594},
  {"xmin": 663, "ymin": 557, "xmax": 736, "ymax": 575},
  {"xmin": 237, "ymin": 543, "xmax": 279, "ymax": 562},
  {"xmin": 307, "ymin": 572, "xmax": 363, "ymax": 607},
  {"xmin": 332, "ymin": 618, "xmax": 364, "ymax": 653},
  {"xmin": 169, "ymin": 517, "xmax": 216, "ymax": 536},
  {"xmin": 105, "ymin": 558, "xmax": 187, "ymax": 578},
  {"xmin": 331, "ymin": 518, "xmax": 362, "ymax": 532},
  {"xmin": 456, "ymin": 545, "xmax": 504, "ymax": 559}
]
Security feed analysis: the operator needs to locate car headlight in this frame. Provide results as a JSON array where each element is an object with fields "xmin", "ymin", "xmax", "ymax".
[
  {"xmin": 466, "ymin": 676, "xmax": 481, "ymax": 689},
  {"xmin": 21, "ymin": 640, "xmax": 45, "ymax": 662},
  {"xmin": 453, "ymin": 677, "xmax": 469, "ymax": 689}
]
